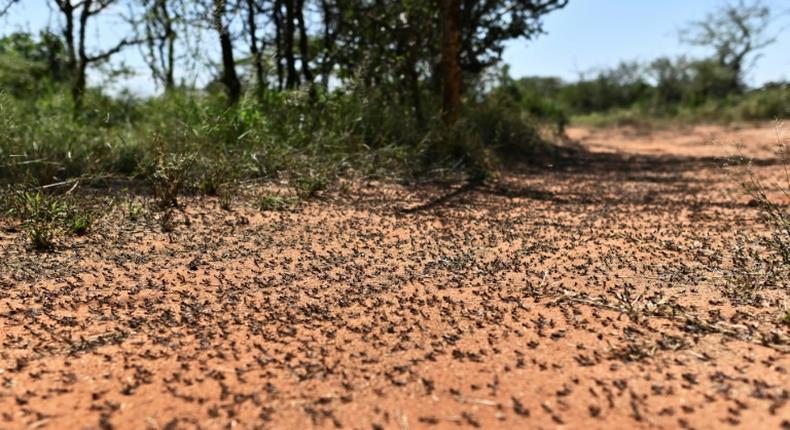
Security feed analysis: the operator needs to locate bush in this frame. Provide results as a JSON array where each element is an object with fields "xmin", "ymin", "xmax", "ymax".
[
  {"xmin": 259, "ymin": 195, "xmax": 297, "ymax": 211},
  {"xmin": 507, "ymin": 56, "xmax": 784, "ymax": 126},
  {"xmin": 1, "ymin": 65, "xmax": 566, "ymax": 197},
  {"xmin": 736, "ymin": 129, "xmax": 790, "ymax": 265},
  {"xmin": 2, "ymin": 189, "xmax": 96, "ymax": 250},
  {"xmin": 729, "ymin": 86, "xmax": 790, "ymax": 122},
  {"xmin": 0, "ymin": 31, "xmax": 69, "ymax": 99}
]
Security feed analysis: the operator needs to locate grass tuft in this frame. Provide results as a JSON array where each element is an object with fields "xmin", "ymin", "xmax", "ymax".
[
  {"xmin": 737, "ymin": 126, "xmax": 790, "ymax": 265},
  {"xmin": 150, "ymin": 151, "xmax": 196, "ymax": 209},
  {"xmin": 259, "ymin": 195, "xmax": 297, "ymax": 211},
  {"xmin": 294, "ymin": 173, "xmax": 329, "ymax": 200}
]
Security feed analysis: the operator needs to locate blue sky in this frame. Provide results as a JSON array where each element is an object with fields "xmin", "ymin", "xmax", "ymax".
[
  {"xmin": 3, "ymin": 0, "xmax": 790, "ymax": 94},
  {"xmin": 502, "ymin": 0, "xmax": 790, "ymax": 86}
]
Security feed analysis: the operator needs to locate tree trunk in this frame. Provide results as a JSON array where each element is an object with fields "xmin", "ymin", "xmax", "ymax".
[
  {"xmin": 54, "ymin": 0, "xmax": 78, "ymax": 110},
  {"xmin": 318, "ymin": 0, "xmax": 336, "ymax": 89},
  {"xmin": 398, "ymin": 7, "xmax": 424, "ymax": 126},
  {"xmin": 214, "ymin": 0, "xmax": 241, "ymax": 104},
  {"xmin": 272, "ymin": 0, "xmax": 284, "ymax": 90},
  {"xmin": 72, "ymin": 62, "xmax": 87, "ymax": 114},
  {"xmin": 61, "ymin": 1, "xmax": 76, "ymax": 74},
  {"xmin": 218, "ymin": 29, "xmax": 241, "ymax": 104},
  {"xmin": 145, "ymin": 0, "xmax": 176, "ymax": 92},
  {"xmin": 245, "ymin": 0, "xmax": 265, "ymax": 99},
  {"xmin": 73, "ymin": 0, "xmax": 91, "ymax": 114},
  {"xmin": 295, "ymin": 0, "xmax": 312, "ymax": 85},
  {"xmin": 160, "ymin": 0, "xmax": 176, "ymax": 91},
  {"xmin": 284, "ymin": 0, "xmax": 299, "ymax": 88},
  {"xmin": 440, "ymin": 0, "xmax": 461, "ymax": 125}
]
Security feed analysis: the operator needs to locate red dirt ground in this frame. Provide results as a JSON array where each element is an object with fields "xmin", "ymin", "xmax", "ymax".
[{"xmin": 1, "ymin": 124, "xmax": 789, "ymax": 429}]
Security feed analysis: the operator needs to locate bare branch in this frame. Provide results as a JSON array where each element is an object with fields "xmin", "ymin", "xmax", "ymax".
[
  {"xmin": 0, "ymin": 0, "xmax": 20, "ymax": 16},
  {"xmin": 85, "ymin": 37, "xmax": 141, "ymax": 63}
]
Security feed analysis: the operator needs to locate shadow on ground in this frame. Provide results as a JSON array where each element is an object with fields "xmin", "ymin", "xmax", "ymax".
[{"xmin": 401, "ymin": 147, "xmax": 784, "ymax": 213}]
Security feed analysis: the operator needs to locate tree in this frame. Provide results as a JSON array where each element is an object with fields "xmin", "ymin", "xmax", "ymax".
[
  {"xmin": 440, "ymin": 0, "xmax": 461, "ymax": 124},
  {"xmin": 7, "ymin": 0, "xmax": 568, "ymax": 119},
  {"xmin": 283, "ymin": 0, "xmax": 298, "ymax": 88},
  {"xmin": 211, "ymin": 0, "xmax": 242, "ymax": 104},
  {"xmin": 49, "ymin": 0, "xmax": 139, "ymax": 112},
  {"xmin": 458, "ymin": 0, "xmax": 568, "ymax": 75},
  {"xmin": 0, "ymin": 0, "xmax": 20, "ymax": 16},
  {"xmin": 243, "ymin": 0, "xmax": 266, "ymax": 98},
  {"xmin": 649, "ymin": 56, "xmax": 692, "ymax": 107},
  {"xmin": 138, "ymin": 0, "xmax": 181, "ymax": 92},
  {"xmin": 306, "ymin": 0, "xmax": 566, "ymax": 125},
  {"xmin": 439, "ymin": 0, "xmax": 568, "ymax": 124},
  {"xmin": 317, "ymin": 0, "xmax": 342, "ymax": 89},
  {"xmin": 0, "ymin": 31, "xmax": 69, "ymax": 97},
  {"xmin": 272, "ymin": 0, "xmax": 285, "ymax": 89},
  {"xmin": 681, "ymin": 0, "xmax": 776, "ymax": 93},
  {"xmin": 295, "ymin": 0, "xmax": 312, "ymax": 86}
]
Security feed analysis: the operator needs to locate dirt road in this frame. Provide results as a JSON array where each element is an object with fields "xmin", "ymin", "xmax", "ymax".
[{"xmin": 1, "ymin": 124, "xmax": 789, "ymax": 429}]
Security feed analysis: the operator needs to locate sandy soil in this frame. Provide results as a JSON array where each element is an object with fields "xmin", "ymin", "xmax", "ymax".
[
  {"xmin": 566, "ymin": 123, "xmax": 786, "ymax": 158},
  {"xmin": 1, "ymin": 124, "xmax": 789, "ymax": 429}
]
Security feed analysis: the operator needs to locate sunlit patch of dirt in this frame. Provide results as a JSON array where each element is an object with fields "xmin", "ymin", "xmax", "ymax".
[{"xmin": 1, "ymin": 124, "xmax": 788, "ymax": 429}]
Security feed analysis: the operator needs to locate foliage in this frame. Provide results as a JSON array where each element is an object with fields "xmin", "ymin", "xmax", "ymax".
[
  {"xmin": 720, "ymin": 129, "xmax": 790, "ymax": 304},
  {"xmin": 259, "ymin": 195, "xmax": 297, "ymax": 211},
  {"xmin": 510, "ymin": 58, "xmax": 789, "ymax": 127},
  {"xmin": 68, "ymin": 210, "xmax": 93, "ymax": 235},
  {"xmin": 294, "ymin": 172, "xmax": 328, "ymax": 199},
  {"xmin": 149, "ymin": 150, "xmax": 197, "ymax": 209},
  {"xmin": 498, "ymin": 0, "xmax": 783, "ymax": 126},
  {"xmin": 0, "ymin": 31, "xmax": 69, "ymax": 98},
  {"xmin": 126, "ymin": 199, "xmax": 145, "ymax": 221},
  {"xmin": 680, "ymin": 0, "xmax": 776, "ymax": 93},
  {"xmin": 2, "ymin": 189, "xmax": 95, "ymax": 250},
  {"xmin": 738, "ymin": 135, "xmax": 790, "ymax": 265},
  {"xmin": 0, "ymin": 63, "xmax": 564, "ymax": 195},
  {"xmin": 728, "ymin": 84, "xmax": 790, "ymax": 121}
]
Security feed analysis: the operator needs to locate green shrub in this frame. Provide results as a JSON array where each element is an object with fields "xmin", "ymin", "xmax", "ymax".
[
  {"xmin": 1, "ymin": 70, "xmax": 564, "ymax": 194},
  {"xmin": 295, "ymin": 172, "xmax": 329, "ymax": 199},
  {"xmin": 27, "ymin": 222, "xmax": 57, "ymax": 251},
  {"xmin": 68, "ymin": 215, "xmax": 91, "ymax": 235},
  {"xmin": 736, "ymin": 131, "xmax": 790, "ymax": 265},
  {"xmin": 126, "ymin": 200, "xmax": 145, "ymax": 221},
  {"xmin": 149, "ymin": 151, "xmax": 197, "ymax": 209},
  {"xmin": 259, "ymin": 195, "xmax": 297, "ymax": 211},
  {"xmin": 730, "ymin": 86, "xmax": 790, "ymax": 121},
  {"xmin": 5, "ymin": 190, "xmax": 69, "ymax": 250}
]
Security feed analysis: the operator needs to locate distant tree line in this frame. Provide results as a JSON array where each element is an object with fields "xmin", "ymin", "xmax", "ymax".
[{"xmin": 498, "ymin": 1, "xmax": 788, "ymax": 122}]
